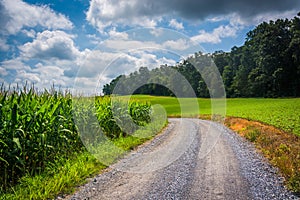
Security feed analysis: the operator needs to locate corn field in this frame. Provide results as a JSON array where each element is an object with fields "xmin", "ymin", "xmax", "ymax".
[{"xmin": 0, "ymin": 85, "xmax": 152, "ymax": 190}]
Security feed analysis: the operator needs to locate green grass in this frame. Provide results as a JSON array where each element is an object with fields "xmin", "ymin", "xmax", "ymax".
[
  {"xmin": 131, "ymin": 95, "xmax": 300, "ymax": 136},
  {"xmin": 130, "ymin": 95, "xmax": 211, "ymax": 117},
  {"xmin": 0, "ymin": 117, "xmax": 166, "ymax": 200},
  {"xmin": 0, "ymin": 151, "xmax": 105, "ymax": 200},
  {"xmin": 226, "ymin": 98, "xmax": 300, "ymax": 135}
]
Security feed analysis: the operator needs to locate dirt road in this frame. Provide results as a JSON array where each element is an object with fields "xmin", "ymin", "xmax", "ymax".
[{"xmin": 67, "ymin": 118, "xmax": 298, "ymax": 200}]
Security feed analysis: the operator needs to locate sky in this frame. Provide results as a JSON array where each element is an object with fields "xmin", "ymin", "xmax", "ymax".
[{"xmin": 0, "ymin": 0, "xmax": 299, "ymax": 94}]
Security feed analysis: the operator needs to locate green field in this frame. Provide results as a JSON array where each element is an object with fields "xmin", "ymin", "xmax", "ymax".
[{"xmin": 131, "ymin": 95, "xmax": 300, "ymax": 136}]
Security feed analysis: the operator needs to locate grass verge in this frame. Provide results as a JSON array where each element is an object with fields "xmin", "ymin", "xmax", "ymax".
[
  {"xmin": 225, "ymin": 117, "xmax": 300, "ymax": 194},
  {"xmin": 0, "ymin": 151, "xmax": 105, "ymax": 200}
]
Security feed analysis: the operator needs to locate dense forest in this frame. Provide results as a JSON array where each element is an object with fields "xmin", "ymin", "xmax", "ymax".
[{"xmin": 103, "ymin": 13, "xmax": 300, "ymax": 98}]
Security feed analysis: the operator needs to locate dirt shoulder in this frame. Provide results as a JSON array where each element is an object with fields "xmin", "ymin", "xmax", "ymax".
[{"xmin": 225, "ymin": 117, "xmax": 300, "ymax": 194}]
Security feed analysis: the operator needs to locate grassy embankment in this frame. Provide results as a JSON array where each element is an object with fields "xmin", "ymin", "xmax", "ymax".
[{"xmin": 131, "ymin": 95, "xmax": 300, "ymax": 193}]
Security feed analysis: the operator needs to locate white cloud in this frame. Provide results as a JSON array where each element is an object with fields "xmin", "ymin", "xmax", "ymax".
[
  {"xmin": 214, "ymin": 25, "xmax": 238, "ymax": 38},
  {"xmin": 86, "ymin": 34, "xmax": 102, "ymax": 45},
  {"xmin": 214, "ymin": 10, "xmax": 298, "ymax": 27},
  {"xmin": 104, "ymin": 37, "xmax": 195, "ymax": 52},
  {"xmin": 0, "ymin": 38, "xmax": 9, "ymax": 51},
  {"xmin": 32, "ymin": 64, "xmax": 66, "ymax": 86},
  {"xmin": 21, "ymin": 29, "xmax": 36, "ymax": 38},
  {"xmin": 132, "ymin": 51, "xmax": 177, "ymax": 69},
  {"xmin": 34, "ymin": 63, "xmax": 64, "ymax": 76},
  {"xmin": 191, "ymin": 25, "xmax": 239, "ymax": 44},
  {"xmin": 75, "ymin": 49, "xmax": 119, "ymax": 78},
  {"xmin": 162, "ymin": 39, "xmax": 192, "ymax": 51},
  {"xmin": 103, "ymin": 28, "xmax": 197, "ymax": 52},
  {"xmin": 74, "ymin": 48, "xmax": 178, "ymax": 89},
  {"xmin": 150, "ymin": 28, "xmax": 164, "ymax": 37},
  {"xmin": 16, "ymin": 70, "xmax": 41, "ymax": 84},
  {"xmin": 191, "ymin": 30, "xmax": 220, "ymax": 44},
  {"xmin": 0, "ymin": 66, "xmax": 8, "ymax": 76},
  {"xmin": 0, "ymin": 58, "xmax": 74, "ymax": 89},
  {"xmin": 169, "ymin": 19, "xmax": 184, "ymax": 30},
  {"xmin": 250, "ymin": 10, "xmax": 298, "ymax": 25},
  {"xmin": 0, "ymin": 0, "xmax": 73, "ymax": 36},
  {"xmin": 19, "ymin": 30, "xmax": 80, "ymax": 61},
  {"xmin": 86, "ymin": 0, "xmax": 159, "ymax": 32},
  {"xmin": 207, "ymin": 15, "xmax": 227, "ymax": 23},
  {"xmin": 108, "ymin": 28, "xmax": 129, "ymax": 40},
  {"xmin": 0, "ymin": 59, "xmax": 31, "ymax": 71},
  {"xmin": 104, "ymin": 39, "xmax": 160, "ymax": 51}
]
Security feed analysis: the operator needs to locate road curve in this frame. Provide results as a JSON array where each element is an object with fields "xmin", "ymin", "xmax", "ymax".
[{"xmin": 66, "ymin": 118, "xmax": 298, "ymax": 200}]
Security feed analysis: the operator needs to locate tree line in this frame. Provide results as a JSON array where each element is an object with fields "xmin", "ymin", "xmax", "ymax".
[{"xmin": 103, "ymin": 13, "xmax": 300, "ymax": 98}]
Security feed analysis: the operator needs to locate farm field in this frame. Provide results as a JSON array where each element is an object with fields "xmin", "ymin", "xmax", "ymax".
[
  {"xmin": 131, "ymin": 95, "xmax": 300, "ymax": 136},
  {"xmin": 0, "ymin": 88, "xmax": 165, "ymax": 199},
  {"xmin": 1, "ymin": 90, "xmax": 299, "ymax": 199}
]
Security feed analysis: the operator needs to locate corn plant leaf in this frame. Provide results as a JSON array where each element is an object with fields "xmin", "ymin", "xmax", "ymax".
[
  {"xmin": 13, "ymin": 137, "xmax": 21, "ymax": 150},
  {"xmin": 0, "ymin": 157, "xmax": 9, "ymax": 165}
]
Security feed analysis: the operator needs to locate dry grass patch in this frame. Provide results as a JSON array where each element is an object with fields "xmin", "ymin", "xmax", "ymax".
[{"xmin": 225, "ymin": 117, "xmax": 300, "ymax": 194}]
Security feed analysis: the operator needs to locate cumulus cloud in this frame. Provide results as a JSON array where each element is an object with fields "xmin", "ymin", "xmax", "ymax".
[
  {"xmin": 210, "ymin": 10, "xmax": 299, "ymax": 27},
  {"xmin": 31, "ymin": 64, "xmax": 66, "ymax": 86},
  {"xmin": 249, "ymin": 10, "xmax": 298, "ymax": 25},
  {"xmin": 0, "ymin": 38, "xmax": 9, "ymax": 51},
  {"xmin": 16, "ymin": 70, "xmax": 41, "ymax": 84},
  {"xmin": 104, "ymin": 37, "xmax": 196, "ymax": 52},
  {"xmin": 191, "ymin": 25, "xmax": 239, "ymax": 44},
  {"xmin": 74, "ymin": 47, "xmax": 178, "ymax": 82},
  {"xmin": 86, "ymin": 0, "xmax": 161, "ymax": 32},
  {"xmin": 74, "ymin": 49, "xmax": 119, "ymax": 78},
  {"xmin": 162, "ymin": 39, "xmax": 192, "ymax": 51},
  {"xmin": 1, "ymin": 58, "xmax": 74, "ymax": 88},
  {"xmin": 108, "ymin": 28, "xmax": 129, "ymax": 40},
  {"xmin": 0, "ymin": 66, "xmax": 8, "ymax": 77},
  {"xmin": 0, "ymin": 59, "xmax": 31, "ymax": 71},
  {"xmin": 0, "ymin": 59, "xmax": 35, "ymax": 85},
  {"xmin": 19, "ymin": 30, "xmax": 80, "ymax": 61},
  {"xmin": 0, "ymin": 0, "xmax": 73, "ymax": 36},
  {"xmin": 169, "ymin": 19, "xmax": 184, "ymax": 30},
  {"xmin": 150, "ymin": 28, "xmax": 164, "ymax": 37},
  {"xmin": 21, "ymin": 29, "xmax": 36, "ymax": 38},
  {"xmin": 99, "ymin": 50, "xmax": 177, "ymax": 81},
  {"xmin": 0, "ymin": 28, "xmax": 83, "ymax": 90},
  {"xmin": 86, "ymin": 0, "xmax": 300, "ymax": 32}
]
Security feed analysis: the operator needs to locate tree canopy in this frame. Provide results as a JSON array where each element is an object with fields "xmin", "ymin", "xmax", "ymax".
[{"xmin": 103, "ymin": 14, "xmax": 300, "ymax": 98}]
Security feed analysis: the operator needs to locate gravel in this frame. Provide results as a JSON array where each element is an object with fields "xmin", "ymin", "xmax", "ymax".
[
  {"xmin": 211, "ymin": 121, "xmax": 299, "ymax": 200},
  {"xmin": 63, "ymin": 119, "xmax": 299, "ymax": 200}
]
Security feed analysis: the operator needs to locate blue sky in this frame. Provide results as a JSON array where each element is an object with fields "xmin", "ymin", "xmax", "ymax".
[{"xmin": 0, "ymin": 0, "xmax": 299, "ymax": 93}]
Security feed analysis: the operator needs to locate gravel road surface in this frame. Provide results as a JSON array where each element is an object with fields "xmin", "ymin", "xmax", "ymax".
[{"xmin": 65, "ymin": 118, "xmax": 298, "ymax": 200}]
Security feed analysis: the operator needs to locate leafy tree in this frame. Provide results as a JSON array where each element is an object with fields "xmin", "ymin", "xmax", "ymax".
[{"xmin": 103, "ymin": 13, "xmax": 300, "ymax": 98}]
